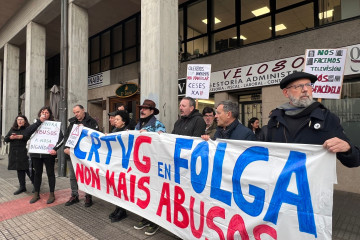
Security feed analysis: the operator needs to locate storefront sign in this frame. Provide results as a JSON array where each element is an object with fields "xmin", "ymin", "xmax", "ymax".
[
  {"xmin": 28, "ymin": 121, "xmax": 61, "ymax": 154},
  {"xmin": 115, "ymin": 83, "xmax": 139, "ymax": 98},
  {"xmin": 178, "ymin": 78, "xmax": 186, "ymax": 96},
  {"xmin": 88, "ymin": 70, "xmax": 111, "ymax": 89},
  {"xmin": 186, "ymin": 64, "xmax": 211, "ymax": 99},
  {"xmin": 345, "ymin": 43, "xmax": 360, "ymax": 75},
  {"xmin": 69, "ymin": 128, "xmax": 336, "ymax": 240},
  {"xmin": 305, "ymin": 49, "xmax": 347, "ymax": 99}
]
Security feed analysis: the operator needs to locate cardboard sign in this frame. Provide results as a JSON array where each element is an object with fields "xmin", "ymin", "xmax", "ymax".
[
  {"xmin": 65, "ymin": 124, "xmax": 84, "ymax": 148},
  {"xmin": 186, "ymin": 64, "xmax": 211, "ymax": 99},
  {"xmin": 69, "ymin": 128, "xmax": 336, "ymax": 240},
  {"xmin": 28, "ymin": 121, "xmax": 61, "ymax": 154},
  {"xmin": 304, "ymin": 49, "xmax": 347, "ymax": 99}
]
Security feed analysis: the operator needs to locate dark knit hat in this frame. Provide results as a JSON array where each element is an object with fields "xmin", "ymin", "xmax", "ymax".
[{"xmin": 280, "ymin": 72, "xmax": 318, "ymax": 89}]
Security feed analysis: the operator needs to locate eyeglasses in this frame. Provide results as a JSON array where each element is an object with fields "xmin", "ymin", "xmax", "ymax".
[{"xmin": 286, "ymin": 83, "xmax": 313, "ymax": 90}]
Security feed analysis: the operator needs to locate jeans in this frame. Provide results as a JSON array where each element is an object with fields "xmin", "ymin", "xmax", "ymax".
[{"xmin": 67, "ymin": 160, "xmax": 91, "ymax": 198}]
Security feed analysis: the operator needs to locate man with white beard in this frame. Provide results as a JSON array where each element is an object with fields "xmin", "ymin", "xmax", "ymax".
[{"xmin": 266, "ymin": 71, "xmax": 360, "ymax": 168}]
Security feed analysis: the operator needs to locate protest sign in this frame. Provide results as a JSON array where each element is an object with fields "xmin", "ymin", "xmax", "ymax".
[
  {"xmin": 69, "ymin": 128, "xmax": 336, "ymax": 240},
  {"xmin": 65, "ymin": 124, "xmax": 84, "ymax": 148},
  {"xmin": 304, "ymin": 49, "xmax": 347, "ymax": 99},
  {"xmin": 186, "ymin": 64, "xmax": 211, "ymax": 99},
  {"xmin": 28, "ymin": 121, "xmax": 61, "ymax": 154}
]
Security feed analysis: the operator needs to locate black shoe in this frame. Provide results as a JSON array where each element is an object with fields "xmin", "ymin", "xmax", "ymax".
[
  {"xmin": 14, "ymin": 187, "xmax": 26, "ymax": 195},
  {"xmin": 65, "ymin": 196, "xmax": 79, "ymax": 206},
  {"xmin": 84, "ymin": 195, "xmax": 93, "ymax": 207},
  {"xmin": 109, "ymin": 207, "xmax": 121, "ymax": 219},
  {"xmin": 111, "ymin": 209, "xmax": 127, "ymax": 223}
]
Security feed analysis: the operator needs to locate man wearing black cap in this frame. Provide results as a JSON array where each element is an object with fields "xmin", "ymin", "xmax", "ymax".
[
  {"xmin": 267, "ymin": 71, "xmax": 360, "ymax": 167},
  {"xmin": 133, "ymin": 99, "xmax": 165, "ymax": 236}
]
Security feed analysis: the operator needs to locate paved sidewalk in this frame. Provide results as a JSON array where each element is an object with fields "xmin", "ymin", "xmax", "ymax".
[{"xmin": 0, "ymin": 154, "xmax": 359, "ymax": 239}]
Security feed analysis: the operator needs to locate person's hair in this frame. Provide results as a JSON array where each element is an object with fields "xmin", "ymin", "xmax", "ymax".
[
  {"xmin": 248, "ymin": 117, "xmax": 259, "ymax": 129},
  {"xmin": 182, "ymin": 97, "xmax": 196, "ymax": 107},
  {"xmin": 115, "ymin": 110, "xmax": 130, "ymax": 126},
  {"xmin": 37, "ymin": 106, "xmax": 54, "ymax": 120},
  {"xmin": 117, "ymin": 103, "xmax": 127, "ymax": 111},
  {"xmin": 202, "ymin": 107, "xmax": 215, "ymax": 116},
  {"xmin": 218, "ymin": 100, "xmax": 239, "ymax": 119},
  {"xmin": 12, "ymin": 115, "xmax": 30, "ymax": 130},
  {"xmin": 74, "ymin": 104, "xmax": 84, "ymax": 110}
]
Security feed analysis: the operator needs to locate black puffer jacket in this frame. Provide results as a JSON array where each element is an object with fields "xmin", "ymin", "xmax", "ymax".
[
  {"xmin": 172, "ymin": 109, "xmax": 206, "ymax": 137},
  {"xmin": 267, "ymin": 103, "xmax": 360, "ymax": 168},
  {"xmin": 4, "ymin": 127, "xmax": 30, "ymax": 170}
]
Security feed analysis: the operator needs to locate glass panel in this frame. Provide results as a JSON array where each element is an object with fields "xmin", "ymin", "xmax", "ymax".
[
  {"xmin": 187, "ymin": 0, "xmax": 207, "ymax": 38},
  {"xmin": 179, "ymin": 9, "xmax": 184, "ymax": 41},
  {"xmin": 186, "ymin": 36, "xmax": 208, "ymax": 59},
  {"xmin": 101, "ymin": 57, "xmax": 110, "ymax": 71},
  {"xmin": 125, "ymin": 47, "xmax": 137, "ymax": 64},
  {"xmin": 113, "ymin": 25, "xmax": 123, "ymax": 52},
  {"xmin": 322, "ymin": 81, "xmax": 360, "ymax": 146},
  {"xmin": 213, "ymin": 0, "xmax": 235, "ymax": 30},
  {"xmin": 114, "ymin": 52, "xmax": 123, "ymax": 67},
  {"xmin": 275, "ymin": 3, "xmax": 314, "ymax": 36},
  {"xmin": 277, "ymin": 0, "xmax": 305, "ymax": 9},
  {"xmin": 90, "ymin": 36, "xmax": 99, "ymax": 61},
  {"xmin": 101, "ymin": 31, "xmax": 110, "ymax": 57},
  {"xmin": 242, "ymin": 0, "xmax": 270, "ymax": 21},
  {"xmin": 213, "ymin": 27, "xmax": 237, "ymax": 52},
  {"xmin": 125, "ymin": 18, "xmax": 136, "ymax": 48},
  {"xmin": 318, "ymin": 0, "xmax": 343, "ymax": 25},
  {"xmin": 240, "ymin": 16, "xmax": 271, "ymax": 45},
  {"xmin": 90, "ymin": 61, "xmax": 100, "ymax": 75}
]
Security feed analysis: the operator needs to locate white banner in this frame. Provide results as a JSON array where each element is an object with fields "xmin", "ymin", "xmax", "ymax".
[
  {"xmin": 304, "ymin": 49, "xmax": 347, "ymax": 99},
  {"xmin": 70, "ymin": 128, "xmax": 336, "ymax": 240},
  {"xmin": 186, "ymin": 64, "xmax": 211, "ymax": 99},
  {"xmin": 28, "ymin": 121, "xmax": 61, "ymax": 154}
]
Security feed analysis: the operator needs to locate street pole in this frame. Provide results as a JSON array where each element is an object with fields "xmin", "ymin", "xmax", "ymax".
[{"xmin": 58, "ymin": 0, "xmax": 68, "ymax": 177}]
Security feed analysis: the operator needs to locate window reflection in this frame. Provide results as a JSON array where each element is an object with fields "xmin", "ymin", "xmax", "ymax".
[
  {"xmin": 241, "ymin": 0, "xmax": 270, "ymax": 21},
  {"xmin": 241, "ymin": 16, "xmax": 271, "ymax": 45},
  {"xmin": 186, "ymin": 36, "xmax": 208, "ymax": 59},
  {"xmin": 213, "ymin": 27, "xmax": 237, "ymax": 52},
  {"xmin": 213, "ymin": 0, "xmax": 235, "ymax": 30},
  {"xmin": 188, "ymin": 0, "xmax": 207, "ymax": 38}
]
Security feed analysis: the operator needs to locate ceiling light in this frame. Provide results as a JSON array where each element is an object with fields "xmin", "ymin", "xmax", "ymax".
[
  {"xmin": 319, "ymin": 9, "xmax": 334, "ymax": 19},
  {"xmin": 269, "ymin": 24, "xmax": 287, "ymax": 32},
  {"xmin": 252, "ymin": 6, "xmax": 270, "ymax": 17},
  {"xmin": 202, "ymin": 17, "xmax": 221, "ymax": 24},
  {"xmin": 232, "ymin": 35, "xmax": 247, "ymax": 40}
]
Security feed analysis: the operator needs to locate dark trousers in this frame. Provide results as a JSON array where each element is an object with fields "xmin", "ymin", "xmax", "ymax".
[
  {"xmin": 17, "ymin": 169, "xmax": 34, "ymax": 188},
  {"xmin": 32, "ymin": 156, "xmax": 56, "ymax": 192}
]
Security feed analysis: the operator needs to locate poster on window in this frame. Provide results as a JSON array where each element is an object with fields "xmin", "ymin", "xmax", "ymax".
[
  {"xmin": 186, "ymin": 64, "xmax": 211, "ymax": 99},
  {"xmin": 304, "ymin": 49, "xmax": 347, "ymax": 99}
]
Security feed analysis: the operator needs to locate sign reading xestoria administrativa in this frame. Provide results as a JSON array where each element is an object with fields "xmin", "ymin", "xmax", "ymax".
[{"xmin": 178, "ymin": 43, "xmax": 360, "ymax": 95}]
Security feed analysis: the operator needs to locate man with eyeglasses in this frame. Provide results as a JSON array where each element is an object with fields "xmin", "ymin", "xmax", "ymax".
[
  {"xmin": 202, "ymin": 107, "xmax": 217, "ymax": 139},
  {"xmin": 267, "ymin": 71, "xmax": 360, "ymax": 167}
]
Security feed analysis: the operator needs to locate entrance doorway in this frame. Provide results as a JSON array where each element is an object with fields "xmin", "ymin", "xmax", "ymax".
[
  {"xmin": 238, "ymin": 93, "xmax": 262, "ymax": 127},
  {"xmin": 109, "ymin": 94, "xmax": 140, "ymax": 131}
]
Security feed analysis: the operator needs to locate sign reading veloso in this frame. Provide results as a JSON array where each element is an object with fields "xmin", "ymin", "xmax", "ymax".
[{"xmin": 115, "ymin": 83, "xmax": 139, "ymax": 98}]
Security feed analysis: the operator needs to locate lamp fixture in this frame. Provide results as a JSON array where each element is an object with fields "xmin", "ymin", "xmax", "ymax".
[
  {"xmin": 252, "ymin": 6, "xmax": 270, "ymax": 17},
  {"xmin": 269, "ymin": 24, "xmax": 287, "ymax": 32},
  {"xmin": 319, "ymin": 9, "xmax": 334, "ymax": 19},
  {"xmin": 232, "ymin": 35, "xmax": 247, "ymax": 40},
  {"xmin": 202, "ymin": 17, "xmax": 221, "ymax": 24}
]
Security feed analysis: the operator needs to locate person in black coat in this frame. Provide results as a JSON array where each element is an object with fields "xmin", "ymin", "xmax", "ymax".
[
  {"xmin": 248, "ymin": 117, "xmax": 265, "ymax": 141},
  {"xmin": 267, "ymin": 71, "xmax": 360, "ymax": 168},
  {"xmin": 25, "ymin": 106, "xmax": 64, "ymax": 204},
  {"xmin": 4, "ymin": 115, "xmax": 34, "ymax": 195}
]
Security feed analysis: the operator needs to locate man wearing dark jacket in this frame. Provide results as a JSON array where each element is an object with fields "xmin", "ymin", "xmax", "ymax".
[
  {"xmin": 63, "ymin": 105, "xmax": 99, "ymax": 207},
  {"xmin": 210, "ymin": 100, "xmax": 256, "ymax": 141},
  {"xmin": 172, "ymin": 97, "xmax": 206, "ymax": 137},
  {"xmin": 267, "ymin": 71, "xmax": 360, "ymax": 168}
]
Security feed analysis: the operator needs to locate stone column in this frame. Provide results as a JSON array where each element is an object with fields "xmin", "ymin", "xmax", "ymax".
[
  {"xmin": 2, "ymin": 44, "xmax": 19, "ymax": 135},
  {"xmin": 25, "ymin": 22, "xmax": 46, "ymax": 121},
  {"xmin": 68, "ymin": 3, "xmax": 88, "ymax": 116},
  {"xmin": 141, "ymin": 0, "xmax": 178, "ymax": 132},
  {"xmin": 0, "ymin": 61, "xmax": 2, "ymax": 136}
]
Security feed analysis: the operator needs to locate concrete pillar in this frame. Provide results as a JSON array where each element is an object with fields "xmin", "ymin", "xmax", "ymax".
[
  {"xmin": 141, "ymin": 0, "xmax": 178, "ymax": 132},
  {"xmin": 68, "ymin": 3, "xmax": 88, "ymax": 116},
  {"xmin": 2, "ymin": 44, "xmax": 19, "ymax": 135},
  {"xmin": 25, "ymin": 22, "xmax": 46, "ymax": 121},
  {"xmin": 0, "ymin": 61, "xmax": 2, "ymax": 136}
]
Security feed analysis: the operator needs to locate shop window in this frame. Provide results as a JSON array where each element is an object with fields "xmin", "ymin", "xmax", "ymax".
[
  {"xmin": 90, "ymin": 36, "xmax": 99, "ymax": 61},
  {"xmin": 113, "ymin": 25, "xmax": 123, "ymax": 52},
  {"xmin": 213, "ymin": 0, "xmax": 235, "ymax": 30},
  {"xmin": 187, "ymin": 0, "xmax": 207, "ymax": 38},
  {"xmin": 101, "ymin": 57, "xmax": 111, "ymax": 72},
  {"xmin": 186, "ymin": 36, "xmax": 208, "ymax": 59},
  {"xmin": 322, "ymin": 81, "xmax": 360, "ymax": 146},
  {"xmin": 240, "ymin": 16, "xmax": 271, "ymax": 45},
  {"xmin": 213, "ymin": 27, "xmax": 238, "ymax": 52},
  {"xmin": 179, "ymin": 9, "xmax": 184, "ymax": 41},
  {"xmin": 101, "ymin": 31, "xmax": 110, "ymax": 57},
  {"xmin": 125, "ymin": 47, "xmax": 137, "ymax": 64},
  {"xmin": 276, "ymin": 0, "xmax": 306, "ymax": 9},
  {"xmin": 90, "ymin": 61, "xmax": 100, "ymax": 75},
  {"xmin": 113, "ymin": 53, "xmax": 123, "ymax": 68},
  {"xmin": 275, "ymin": 3, "xmax": 314, "ymax": 37},
  {"xmin": 241, "ymin": 0, "xmax": 270, "ymax": 21},
  {"xmin": 125, "ymin": 18, "xmax": 136, "ymax": 48}
]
